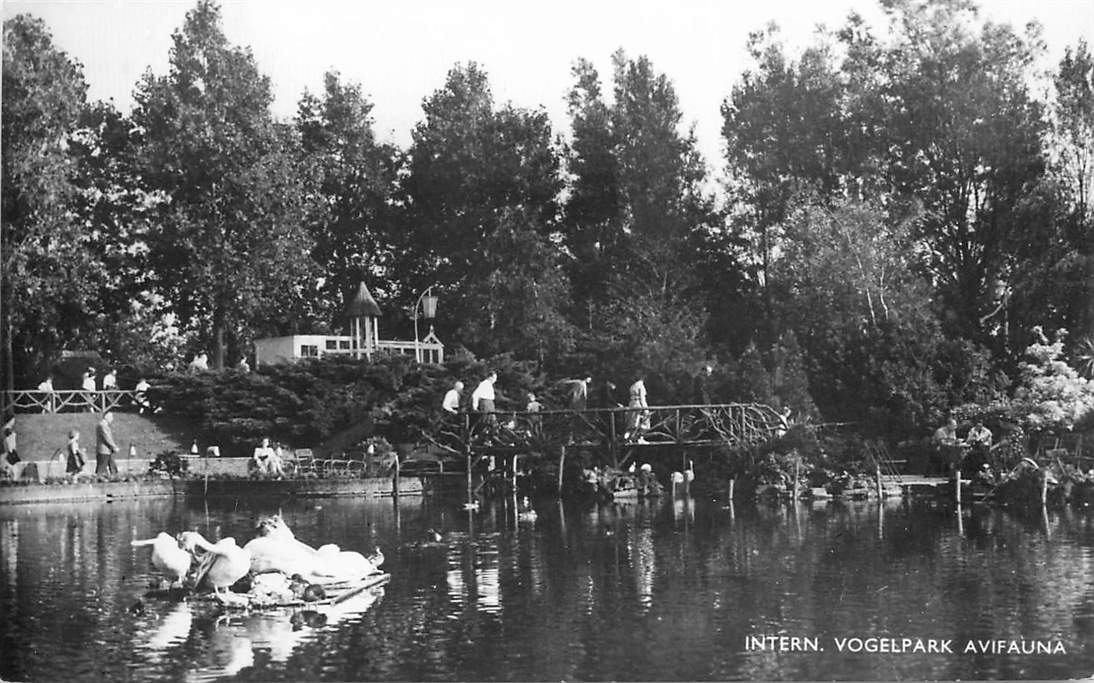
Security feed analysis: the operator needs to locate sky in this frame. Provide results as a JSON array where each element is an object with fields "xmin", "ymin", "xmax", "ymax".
[{"xmin": 4, "ymin": 0, "xmax": 1094, "ymax": 172}]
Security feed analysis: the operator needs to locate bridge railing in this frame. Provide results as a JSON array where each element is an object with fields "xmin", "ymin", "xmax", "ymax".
[
  {"xmin": 434, "ymin": 403, "xmax": 786, "ymax": 455},
  {"xmin": 2, "ymin": 390, "xmax": 144, "ymax": 414}
]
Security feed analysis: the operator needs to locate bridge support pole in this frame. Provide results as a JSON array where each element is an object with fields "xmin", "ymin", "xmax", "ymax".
[
  {"xmin": 558, "ymin": 446, "xmax": 566, "ymax": 496},
  {"xmin": 466, "ymin": 454, "xmax": 473, "ymax": 505}
]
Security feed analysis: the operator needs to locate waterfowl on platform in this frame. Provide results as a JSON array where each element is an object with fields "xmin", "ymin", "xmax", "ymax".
[
  {"xmin": 178, "ymin": 531, "xmax": 253, "ymax": 596},
  {"xmin": 302, "ymin": 584, "xmax": 326, "ymax": 602},
  {"xmin": 131, "ymin": 532, "xmax": 191, "ymax": 587},
  {"xmin": 244, "ymin": 515, "xmax": 381, "ymax": 583}
]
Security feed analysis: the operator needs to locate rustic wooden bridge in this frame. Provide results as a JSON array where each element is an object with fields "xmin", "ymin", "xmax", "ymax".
[{"xmin": 430, "ymin": 402, "xmax": 787, "ymax": 468}]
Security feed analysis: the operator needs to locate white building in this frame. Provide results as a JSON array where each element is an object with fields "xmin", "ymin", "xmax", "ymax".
[{"xmin": 254, "ymin": 282, "xmax": 444, "ymax": 366}]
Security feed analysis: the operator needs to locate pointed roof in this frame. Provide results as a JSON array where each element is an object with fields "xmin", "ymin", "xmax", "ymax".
[{"xmin": 344, "ymin": 281, "xmax": 382, "ymax": 318}]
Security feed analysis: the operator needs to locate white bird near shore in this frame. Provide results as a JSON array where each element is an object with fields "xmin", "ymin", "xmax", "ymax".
[
  {"xmin": 178, "ymin": 531, "xmax": 252, "ymax": 596},
  {"xmin": 131, "ymin": 532, "xmax": 191, "ymax": 587},
  {"xmin": 245, "ymin": 515, "xmax": 381, "ymax": 583}
]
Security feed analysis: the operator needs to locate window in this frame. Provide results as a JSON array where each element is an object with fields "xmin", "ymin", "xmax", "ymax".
[
  {"xmin": 300, "ymin": 345, "xmax": 319, "ymax": 358},
  {"xmin": 340, "ymin": 340, "xmax": 352, "ymax": 350},
  {"xmin": 325, "ymin": 340, "xmax": 338, "ymax": 350}
]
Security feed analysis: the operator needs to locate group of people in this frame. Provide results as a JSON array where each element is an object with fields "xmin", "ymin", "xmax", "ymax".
[
  {"xmin": 61, "ymin": 411, "xmax": 122, "ymax": 476},
  {"xmin": 34, "ymin": 371, "xmax": 153, "ymax": 413},
  {"xmin": 933, "ymin": 417, "xmax": 995, "ymax": 477},
  {"xmin": 440, "ymin": 371, "xmax": 655, "ymax": 443}
]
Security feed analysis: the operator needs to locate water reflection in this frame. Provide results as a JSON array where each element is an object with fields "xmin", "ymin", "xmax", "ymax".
[{"xmin": 1, "ymin": 496, "xmax": 1094, "ymax": 681}]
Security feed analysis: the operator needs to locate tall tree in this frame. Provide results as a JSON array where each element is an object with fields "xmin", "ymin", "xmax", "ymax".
[
  {"xmin": 1041, "ymin": 41, "xmax": 1094, "ymax": 346},
  {"xmin": 721, "ymin": 26, "xmax": 850, "ymax": 343},
  {"xmin": 562, "ymin": 58, "xmax": 624, "ymax": 327},
  {"xmin": 399, "ymin": 62, "xmax": 572, "ymax": 360},
  {"xmin": 879, "ymin": 0, "xmax": 1049, "ymax": 345},
  {"xmin": 2, "ymin": 14, "xmax": 95, "ymax": 386},
  {"xmin": 131, "ymin": 0, "xmax": 319, "ymax": 368},
  {"xmin": 296, "ymin": 72, "xmax": 398, "ymax": 310},
  {"xmin": 563, "ymin": 51, "xmax": 723, "ymax": 375}
]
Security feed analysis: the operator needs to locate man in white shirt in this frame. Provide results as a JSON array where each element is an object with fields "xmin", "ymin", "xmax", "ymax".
[
  {"xmin": 471, "ymin": 372, "xmax": 497, "ymax": 412},
  {"xmin": 471, "ymin": 372, "xmax": 498, "ymax": 435},
  {"xmin": 442, "ymin": 381, "xmax": 464, "ymax": 414}
]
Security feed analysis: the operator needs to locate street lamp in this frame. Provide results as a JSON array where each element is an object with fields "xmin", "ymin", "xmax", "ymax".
[{"xmin": 413, "ymin": 286, "xmax": 439, "ymax": 364}]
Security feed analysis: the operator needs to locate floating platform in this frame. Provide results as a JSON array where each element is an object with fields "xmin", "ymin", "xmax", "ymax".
[{"xmin": 147, "ymin": 572, "xmax": 391, "ymax": 611}]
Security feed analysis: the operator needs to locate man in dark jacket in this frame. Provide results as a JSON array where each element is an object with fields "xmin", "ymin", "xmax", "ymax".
[{"xmin": 96, "ymin": 411, "xmax": 119, "ymax": 475}]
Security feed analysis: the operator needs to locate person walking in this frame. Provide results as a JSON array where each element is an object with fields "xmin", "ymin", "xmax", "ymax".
[
  {"xmin": 2, "ymin": 418, "xmax": 19, "ymax": 466},
  {"xmin": 693, "ymin": 365, "xmax": 714, "ymax": 404},
  {"xmin": 626, "ymin": 377, "xmax": 650, "ymax": 443},
  {"xmin": 134, "ymin": 377, "xmax": 151, "ymax": 414},
  {"xmin": 95, "ymin": 411, "xmax": 120, "ymax": 475},
  {"xmin": 66, "ymin": 429, "xmax": 87, "ymax": 475},
  {"xmin": 471, "ymin": 371, "xmax": 499, "ymax": 437},
  {"xmin": 442, "ymin": 381, "xmax": 464, "ymax": 414},
  {"xmin": 82, "ymin": 368, "xmax": 97, "ymax": 412},
  {"xmin": 472, "ymin": 372, "xmax": 498, "ymax": 413},
  {"xmin": 560, "ymin": 376, "xmax": 592, "ymax": 411}
]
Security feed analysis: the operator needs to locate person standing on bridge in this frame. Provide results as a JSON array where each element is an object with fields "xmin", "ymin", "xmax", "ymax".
[
  {"xmin": 95, "ymin": 411, "xmax": 119, "ymax": 475},
  {"xmin": 442, "ymin": 381, "xmax": 464, "ymax": 415},
  {"xmin": 693, "ymin": 364, "xmax": 714, "ymax": 404},
  {"xmin": 472, "ymin": 372, "xmax": 499, "ymax": 435},
  {"xmin": 626, "ymin": 377, "xmax": 650, "ymax": 443},
  {"xmin": 560, "ymin": 376, "xmax": 592, "ymax": 411},
  {"xmin": 82, "ymin": 368, "xmax": 97, "ymax": 412}
]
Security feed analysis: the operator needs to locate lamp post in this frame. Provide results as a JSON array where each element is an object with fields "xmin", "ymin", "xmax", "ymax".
[{"xmin": 413, "ymin": 286, "xmax": 438, "ymax": 364}]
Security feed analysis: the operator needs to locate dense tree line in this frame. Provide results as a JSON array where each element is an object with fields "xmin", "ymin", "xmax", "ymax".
[{"xmin": 3, "ymin": 0, "xmax": 1092, "ymax": 437}]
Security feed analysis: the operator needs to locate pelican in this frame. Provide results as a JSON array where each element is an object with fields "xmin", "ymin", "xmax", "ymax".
[
  {"xmin": 131, "ymin": 533, "xmax": 191, "ymax": 587},
  {"xmin": 244, "ymin": 515, "xmax": 380, "ymax": 583},
  {"xmin": 178, "ymin": 531, "xmax": 252, "ymax": 597}
]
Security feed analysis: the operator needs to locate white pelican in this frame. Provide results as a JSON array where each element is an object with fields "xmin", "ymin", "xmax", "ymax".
[
  {"xmin": 243, "ymin": 516, "xmax": 380, "ymax": 583},
  {"xmin": 131, "ymin": 532, "xmax": 191, "ymax": 587},
  {"xmin": 178, "ymin": 531, "xmax": 253, "ymax": 596}
]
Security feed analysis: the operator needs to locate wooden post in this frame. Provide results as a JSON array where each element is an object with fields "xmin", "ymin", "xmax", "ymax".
[
  {"xmin": 728, "ymin": 478, "xmax": 735, "ymax": 501},
  {"xmin": 558, "ymin": 446, "xmax": 566, "ymax": 496},
  {"xmin": 793, "ymin": 458, "xmax": 800, "ymax": 502},
  {"xmin": 393, "ymin": 453, "xmax": 400, "ymax": 498},
  {"xmin": 955, "ymin": 469, "xmax": 962, "ymax": 506},
  {"xmin": 466, "ymin": 454, "xmax": 473, "ymax": 506},
  {"xmin": 1041, "ymin": 470, "xmax": 1048, "ymax": 507},
  {"xmin": 875, "ymin": 466, "xmax": 882, "ymax": 499},
  {"xmin": 511, "ymin": 454, "xmax": 518, "ymax": 495}
]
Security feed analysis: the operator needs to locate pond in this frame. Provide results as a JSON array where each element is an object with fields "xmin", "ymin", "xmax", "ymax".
[{"xmin": 1, "ymin": 492, "xmax": 1093, "ymax": 681}]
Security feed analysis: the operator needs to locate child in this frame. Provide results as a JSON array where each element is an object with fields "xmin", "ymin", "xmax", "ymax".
[{"xmin": 66, "ymin": 429, "xmax": 87, "ymax": 475}]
